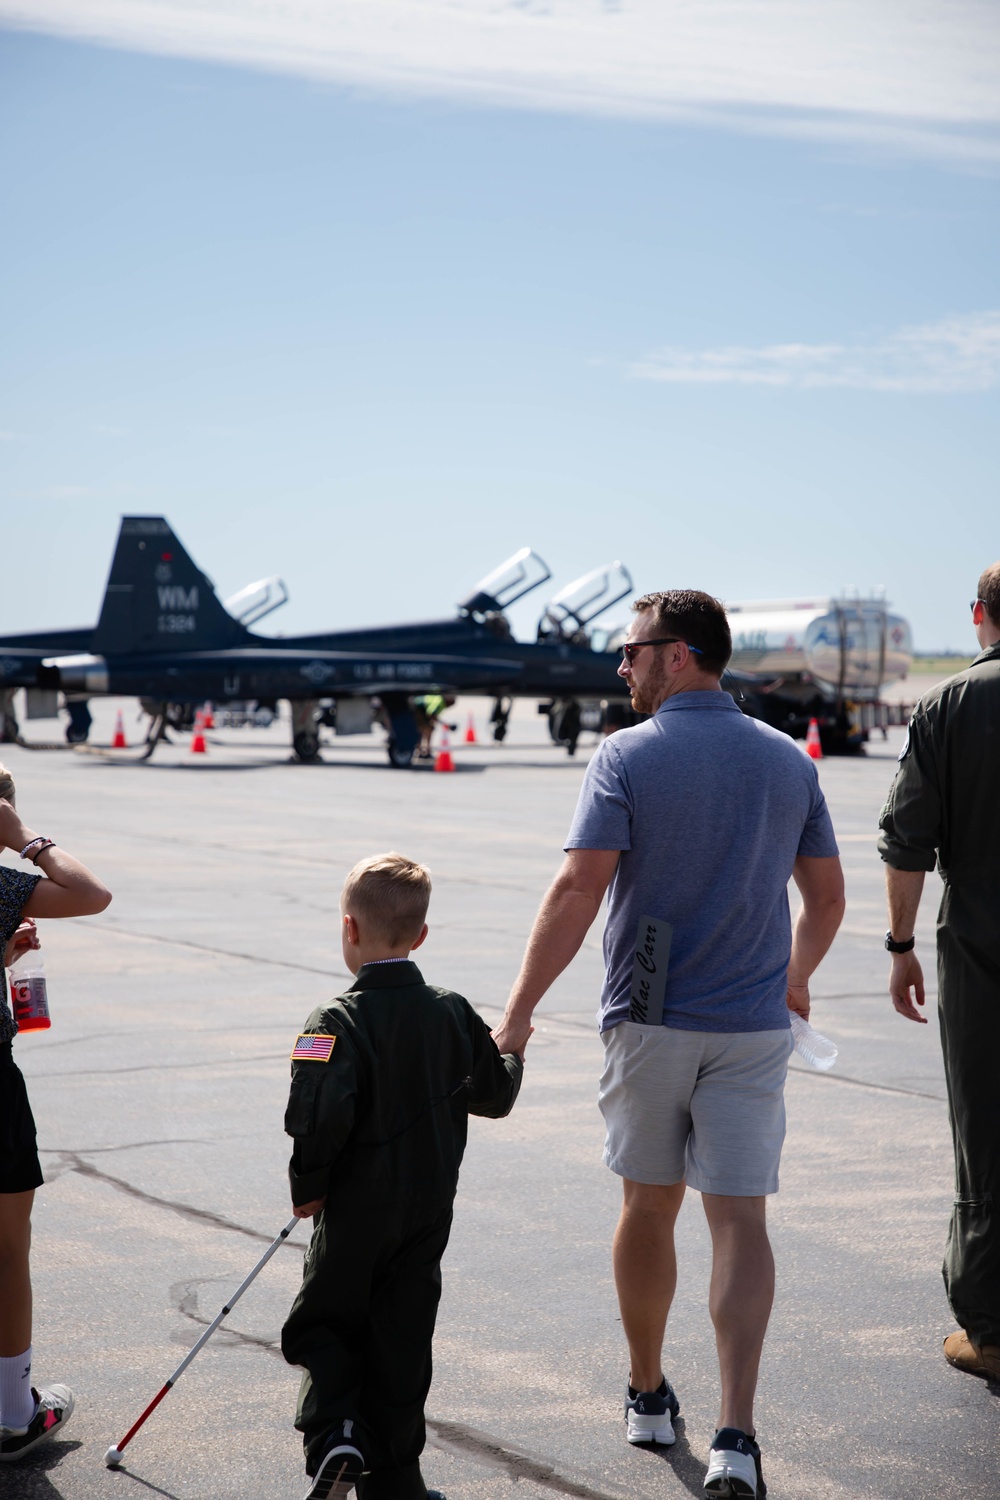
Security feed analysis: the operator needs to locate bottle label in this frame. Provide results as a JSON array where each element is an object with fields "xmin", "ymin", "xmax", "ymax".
[{"xmin": 11, "ymin": 975, "xmax": 50, "ymax": 1030}]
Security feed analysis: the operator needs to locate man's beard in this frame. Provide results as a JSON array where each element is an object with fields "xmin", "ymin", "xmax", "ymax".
[{"xmin": 628, "ymin": 658, "xmax": 669, "ymax": 715}]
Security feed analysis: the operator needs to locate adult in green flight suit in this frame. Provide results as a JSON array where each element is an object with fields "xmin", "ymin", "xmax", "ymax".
[{"xmin": 878, "ymin": 562, "xmax": 1000, "ymax": 1381}]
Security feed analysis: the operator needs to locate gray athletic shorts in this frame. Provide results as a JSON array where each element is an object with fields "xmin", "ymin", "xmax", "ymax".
[{"xmin": 598, "ymin": 1022, "xmax": 794, "ymax": 1196}]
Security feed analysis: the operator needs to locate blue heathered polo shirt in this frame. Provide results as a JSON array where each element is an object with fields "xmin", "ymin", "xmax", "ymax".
[{"xmin": 565, "ymin": 691, "xmax": 839, "ymax": 1034}]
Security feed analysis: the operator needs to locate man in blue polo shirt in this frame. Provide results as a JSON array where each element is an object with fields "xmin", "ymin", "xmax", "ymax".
[{"xmin": 493, "ymin": 589, "xmax": 845, "ymax": 1500}]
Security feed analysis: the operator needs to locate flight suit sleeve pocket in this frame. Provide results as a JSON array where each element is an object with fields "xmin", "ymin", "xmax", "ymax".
[{"xmin": 285, "ymin": 1067, "xmax": 324, "ymax": 1139}]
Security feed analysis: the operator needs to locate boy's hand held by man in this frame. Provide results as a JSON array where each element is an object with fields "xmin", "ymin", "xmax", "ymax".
[{"xmin": 293, "ymin": 1198, "xmax": 326, "ymax": 1219}]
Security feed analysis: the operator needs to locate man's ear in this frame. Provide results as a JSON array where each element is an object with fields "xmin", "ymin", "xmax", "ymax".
[
  {"xmin": 343, "ymin": 912, "xmax": 360, "ymax": 946},
  {"xmin": 410, "ymin": 922, "xmax": 429, "ymax": 952}
]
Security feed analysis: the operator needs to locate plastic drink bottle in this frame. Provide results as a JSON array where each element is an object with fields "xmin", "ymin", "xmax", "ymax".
[
  {"xmin": 789, "ymin": 1012, "xmax": 836, "ymax": 1070},
  {"xmin": 9, "ymin": 948, "xmax": 50, "ymax": 1031}
]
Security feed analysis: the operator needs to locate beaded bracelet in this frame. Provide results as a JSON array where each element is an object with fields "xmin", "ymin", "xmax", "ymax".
[{"xmin": 19, "ymin": 837, "xmax": 47, "ymax": 860}]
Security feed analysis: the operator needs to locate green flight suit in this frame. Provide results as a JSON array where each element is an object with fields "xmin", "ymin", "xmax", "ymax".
[
  {"xmin": 878, "ymin": 642, "xmax": 1000, "ymax": 1345},
  {"xmin": 280, "ymin": 960, "xmax": 522, "ymax": 1499}
]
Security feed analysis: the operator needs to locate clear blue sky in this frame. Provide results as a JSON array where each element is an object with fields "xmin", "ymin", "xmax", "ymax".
[{"xmin": 1, "ymin": 21, "xmax": 996, "ymax": 650}]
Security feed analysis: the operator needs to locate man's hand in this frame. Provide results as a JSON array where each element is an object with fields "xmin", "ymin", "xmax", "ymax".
[
  {"xmin": 491, "ymin": 1018, "xmax": 533, "ymax": 1057},
  {"xmin": 293, "ymin": 1197, "xmax": 326, "ymax": 1219},
  {"xmin": 4, "ymin": 919, "xmax": 39, "ymax": 970},
  {"xmin": 499, "ymin": 848, "xmax": 619, "ymax": 1058},
  {"xmin": 786, "ymin": 979, "xmax": 810, "ymax": 1020},
  {"xmin": 889, "ymin": 951, "xmax": 927, "ymax": 1023}
]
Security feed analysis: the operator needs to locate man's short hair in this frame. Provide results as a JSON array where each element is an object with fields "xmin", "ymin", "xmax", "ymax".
[
  {"xmin": 631, "ymin": 590, "xmax": 732, "ymax": 676},
  {"xmin": 342, "ymin": 851, "xmax": 431, "ymax": 946},
  {"xmin": 977, "ymin": 563, "xmax": 1000, "ymax": 626}
]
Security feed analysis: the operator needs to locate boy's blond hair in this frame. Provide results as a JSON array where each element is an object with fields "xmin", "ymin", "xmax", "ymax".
[
  {"xmin": 0, "ymin": 763, "xmax": 15, "ymax": 804},
  {"xmin": 342, "ymin": 852, "xmax": 431, "ymax": 947}
]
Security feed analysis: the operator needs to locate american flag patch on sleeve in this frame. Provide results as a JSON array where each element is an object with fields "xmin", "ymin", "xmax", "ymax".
[{"xmin": 291, "ymin": 1033, "xmax": 337, "ymax": 1063}]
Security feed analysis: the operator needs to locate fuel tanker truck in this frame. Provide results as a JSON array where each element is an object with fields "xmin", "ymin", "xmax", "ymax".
[{"xmin": 723, "ymin": 594, "xmax": 913, "ymax": 752}]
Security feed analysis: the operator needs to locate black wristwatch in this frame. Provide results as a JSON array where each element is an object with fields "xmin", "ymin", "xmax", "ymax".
[{"xmin": 885, "ymin": 931, "xmax": 915, "ymax": 954}]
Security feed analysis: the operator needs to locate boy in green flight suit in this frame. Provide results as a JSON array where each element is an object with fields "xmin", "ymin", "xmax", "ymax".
[{"xmin": 281, "ymin": 852, "xmax": 523, "ymax": 1500}]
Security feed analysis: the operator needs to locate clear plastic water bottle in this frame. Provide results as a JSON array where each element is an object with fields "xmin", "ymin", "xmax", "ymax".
[
  {"xmin": 9, "ymin": 948, "xmax": 50, "ymax": 1032},
  {"xmin": 789, "ymin": 1012, "xmax": 836, "ymax": 1070}
]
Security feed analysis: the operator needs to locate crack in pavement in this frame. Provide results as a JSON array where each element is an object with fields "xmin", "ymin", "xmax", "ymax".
[
  {"xmin": 22, "ymin": 1012, "xmax": 598, "ymax": 1082},
  {"xmin": 48, "ymin": 1152, "xmax": 308, "ymax": 1251},
  {"xmin": 427, "ymin": 1420, "xmax": 627, "ymax": 1499},
  {"xmin": 26, "ymin": 1053, "xmax": 289, "ymax": 1080},
  {"xmin": 18, "ymin": 1028, "xmax": 124, "ymax": 1051},
  {"xmin": 40, "ymin": 1138, "xmax": 208, "ymax": 1155},
  {"xmin": 787, "ymin": 1063, "xmax": 945, "ymax": 1102},
  {"xmin": 169, "ymin": 1291, "xmax": 628, "ymax": 1500},
  {"xmin": 171, "ymin": 1278, "xmax": 286, "ymax": 1358},
  {"xmin": 76, "ymin": 918, "xmax": 351, "ymax": 980}
]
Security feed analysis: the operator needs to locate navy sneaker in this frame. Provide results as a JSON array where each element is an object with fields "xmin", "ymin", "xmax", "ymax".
[
  {"xmin": 624, "ymin": 1376, "xmax": 680, "ymax": 1446},
  {"xmin": 703, "ymin": 1427, "xmax": 766, "ymax": 1498},
  {"xmin": 304, "ymin": 1439, "xmax": 365, "ymax": 1499},
  {"xmin": 0, "ymin": 1386, "xmax": 75, "ymax": 1462}
]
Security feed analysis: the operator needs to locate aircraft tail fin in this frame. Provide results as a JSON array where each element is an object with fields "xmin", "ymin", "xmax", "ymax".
[{"xmin": 92, "ymin": 517, "xmax": 251, "ymax": 655}]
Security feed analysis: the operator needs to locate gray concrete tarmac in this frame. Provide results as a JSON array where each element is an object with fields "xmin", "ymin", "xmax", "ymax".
[{"xmin": 2, "ymin": 693, "xmax": 996, "ymax": 1500}]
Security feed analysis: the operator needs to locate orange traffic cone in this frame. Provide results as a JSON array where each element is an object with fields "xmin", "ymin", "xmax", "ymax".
[
  {"xmin": 111, "ymin": 710, "xmax": 128, "ymax": 749},
  {"xmin": 805, "ymin": 718, "xmax": 823, "ymax": 760},
  {"xmin": 464, "ymin": 714, "xmax": 477, "ymax": 744},
  {"xmin": 190, "ymin": 710, "xmax": 208, "ymax": 754},
  {"xmin": 201, "ymin": 701, "xmax": 215, "ymax": 729},
  {"xmin": 434, "ymin": 729, "xmax": 455, "ymax": 773}
]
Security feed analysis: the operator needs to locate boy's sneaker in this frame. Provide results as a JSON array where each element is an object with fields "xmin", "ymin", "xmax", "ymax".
[
  {"xmin": 303, "ymin": 1440, "xmax": 365, "ymax": 1499},
  {"xmin": 0, "ymin": 1386, "xmax": 75, "ymax": 1462},
  {"xmin": 703, "ymin": 1428, "xmax": 766, "ymax": 1498},
  {"xmin": 624, "ymin": 1377, "xmax": 680, "ymax": 1446}
]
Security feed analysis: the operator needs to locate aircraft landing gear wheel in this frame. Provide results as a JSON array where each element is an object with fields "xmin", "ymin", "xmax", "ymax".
[
  {"xmin": 549, "ymin": 698, "xmax": 581, "ymax": 756},
  {"xmin": 387, "ymin": 738, "xmax": 415, "ymax": 768},
  {"xmin": 490, "ymin": 695, "xmax": 512, "ymax": 743},
  {"xmin": 293, "ymin": 730, "xmax": 322, "ymax": 763},
  {"xmin": 64, "ymin": 698, "xmax": 93, "ymax": 744}
]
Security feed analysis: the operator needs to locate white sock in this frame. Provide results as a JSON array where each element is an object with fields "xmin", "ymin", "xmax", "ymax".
[{"xmin": 0, "ymin": 1347, "xmax": 35, "ymax": 1430}]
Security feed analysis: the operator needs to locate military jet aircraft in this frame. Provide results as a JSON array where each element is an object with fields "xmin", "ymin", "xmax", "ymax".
[
  {"xmin": 32, "ymin": 517, "xmax": 634, "ymax": 764},
  {"xmin": 0, "ymin": 566, "xmax": 290, "ymax": 745}
]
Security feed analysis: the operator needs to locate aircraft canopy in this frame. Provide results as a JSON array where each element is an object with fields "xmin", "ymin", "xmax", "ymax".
[{"xmin": 458, "ymin": 548, "xmax": 552, "ymax": 617}]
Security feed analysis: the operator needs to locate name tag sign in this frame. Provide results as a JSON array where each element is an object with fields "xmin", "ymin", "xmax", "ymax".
[{"xmin": 629, "ymin": 915, "xmax": 672, "ymax": 1025}]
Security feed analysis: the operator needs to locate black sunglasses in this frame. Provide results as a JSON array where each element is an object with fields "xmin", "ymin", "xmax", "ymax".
[{"xmin": 622, "ymin": 637, "xmax": 703, "ymax": 664}]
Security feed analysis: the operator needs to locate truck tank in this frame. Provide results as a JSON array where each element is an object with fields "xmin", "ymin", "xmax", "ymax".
[{"xmin": 726, "ymin": 597, "xmax": 912, "ymax": 700}]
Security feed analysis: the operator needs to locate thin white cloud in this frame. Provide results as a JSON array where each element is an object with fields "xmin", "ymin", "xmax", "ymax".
[
  {"xmin": 2, "ymin": 1, "xmax": 1000, "ymax": 163},
  {"xmin": 631, "ymin": 311, "xmax": 1000, "ymax": 392}
]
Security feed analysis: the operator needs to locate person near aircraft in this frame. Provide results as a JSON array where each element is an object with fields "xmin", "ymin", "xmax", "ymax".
[
  {"xmin": 413, "ymin": 695, "xmax": 457, "ymax": 759},
  {"xmin": 281, "ymin": 852, "xmax": 522, "ymax": 1500},
  {"xmin": 492, "ymin": 590, "xmax": 845, "ymax": 1500},
  {"xmin": 0, "ymin": 767, "xmax": 111, "ymax": 1461},
  {"xmin": 878, "ymin": 562, "xmax": 1000, "ymax": 1380}
]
